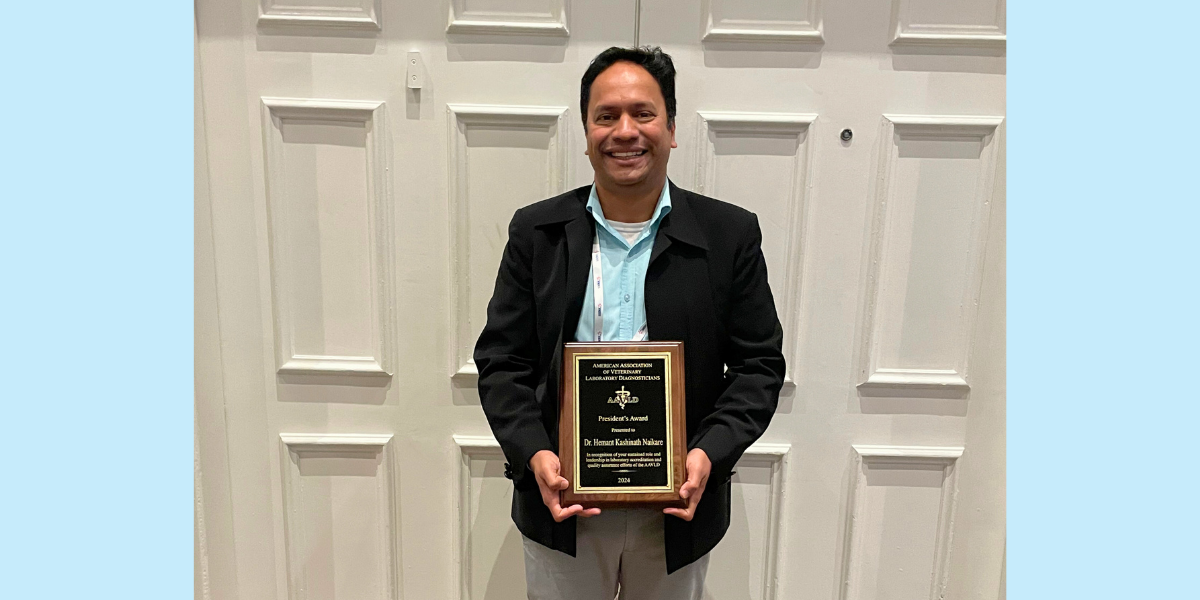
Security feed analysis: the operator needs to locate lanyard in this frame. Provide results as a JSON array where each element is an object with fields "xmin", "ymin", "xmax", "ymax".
[{"xmin": 592, "ymin": 232, "xmax": 648, "ymax": 342}]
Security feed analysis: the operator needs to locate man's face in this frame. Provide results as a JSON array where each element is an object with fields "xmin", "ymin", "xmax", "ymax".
[{"xmin": 584, "ymin": 61, "xmax": 676, "ymax": 192}]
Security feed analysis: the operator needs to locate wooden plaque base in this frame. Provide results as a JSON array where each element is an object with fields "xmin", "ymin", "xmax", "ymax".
[{"xmin": 559, "ymin": 341, "xmax": 687, "ymax": 509}]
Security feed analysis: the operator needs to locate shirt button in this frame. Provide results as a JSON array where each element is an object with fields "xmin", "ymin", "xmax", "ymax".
[{"xmin": 624, "ymin": 294, "xmax": 631, "ymax": 302}]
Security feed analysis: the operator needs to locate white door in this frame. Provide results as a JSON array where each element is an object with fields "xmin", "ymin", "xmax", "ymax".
[{"xmin": 195, "ymin": 0, "xmax": 1004, "ymax": 598}]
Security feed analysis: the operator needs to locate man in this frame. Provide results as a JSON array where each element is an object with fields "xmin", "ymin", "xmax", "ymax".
[{"xmin": 474, "ymin": 46, "xmax": 785, "ymax": 600}]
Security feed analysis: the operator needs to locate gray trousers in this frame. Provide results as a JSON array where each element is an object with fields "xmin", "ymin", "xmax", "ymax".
[{"xmin": 521, "ymin": 508, "xmax": 710, "ymax": 600}]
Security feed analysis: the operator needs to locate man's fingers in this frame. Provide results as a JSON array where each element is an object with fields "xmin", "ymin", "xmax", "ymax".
[
  {"xmin": 665, "ymin": 494, "xmax": 698, "ymax": 519},
  {"xmin": 548, "ymin": 496, "xmax": 575, "ymax": 523},
  {"xmin": 679, "ymin": 462, "xmax": 709, "ymax": 500},
  {"xmin": 666, "ymin": 481, "xmax": 706, "ymax": 521},
  {"xmin": 553, "ymin": 504, "xmax": 601, "ymax": 522},
  {"xmin": 537, "ymin": 472, "xmax": 599, "ymax": 521},
  {"xmin": 682, "ymin": 478, "xmax": 705, "ymax": 498},
  {"xmin": 663, "ymin": 507, "xmax": 693, "ymax": 521},
  {"xmin": 680, "ymin": 478, "xmax": 706, "ymax": 499},
  {"xmin": 554, "ymin": 504, "xmax": 582, "ymax": 521},
  {"xmin": 540, "ymin": 478, "xmax": 566, "ymax": 516}
]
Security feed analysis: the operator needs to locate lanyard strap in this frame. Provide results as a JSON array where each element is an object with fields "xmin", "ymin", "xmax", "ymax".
[
  {"xmin": 591, "ymin": 237, "xmax": 604, "ymax": 342},
  {"xmin": 592, "ymin": 231, "xmax": 648, "ymax": 342}
]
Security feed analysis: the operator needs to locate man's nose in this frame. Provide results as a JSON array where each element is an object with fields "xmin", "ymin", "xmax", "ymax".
[{"xmin": 612, "ymin": 113, "xmax": 638, "ymax": 139}]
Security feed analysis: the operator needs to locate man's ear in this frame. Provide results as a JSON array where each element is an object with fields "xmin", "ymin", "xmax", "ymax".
[{"xmin": 669, "ymin": 119, "xmax": 678, "ymax": 149}]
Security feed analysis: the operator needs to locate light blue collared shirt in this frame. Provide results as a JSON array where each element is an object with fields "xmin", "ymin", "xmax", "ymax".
[{"xmin": 573, "ymin": 180, "xmax": 673, "ymax": 342}]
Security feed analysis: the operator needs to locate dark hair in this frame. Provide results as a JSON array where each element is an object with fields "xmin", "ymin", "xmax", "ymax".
[{"xmin": 580, "ymin": 46, "xmax": 676, "ymax": 130}]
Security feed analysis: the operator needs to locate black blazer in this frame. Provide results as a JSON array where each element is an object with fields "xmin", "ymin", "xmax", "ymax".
[{"xmin": 474, "ymin": 181, "xmax": 785, "ymax": 573}]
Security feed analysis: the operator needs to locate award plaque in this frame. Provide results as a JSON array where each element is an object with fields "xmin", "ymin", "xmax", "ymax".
[{"xmin": 559, "ymin": 341, "xmax": 687, "ymax": 509}]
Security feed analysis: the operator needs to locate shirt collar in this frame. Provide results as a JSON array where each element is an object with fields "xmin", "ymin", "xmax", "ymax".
[{"xmin": 585, "ymin": 179, "xmax": 673, "ymax": 244}]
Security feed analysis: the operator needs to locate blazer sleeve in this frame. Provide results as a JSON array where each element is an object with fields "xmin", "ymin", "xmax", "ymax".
[
  {"xmin": 690, "ymin": 214, "xmax": 786, "ymax": 482},
  {"xmin": 473, "ymin": 209, "xmax": 553, "ymax": 486}
]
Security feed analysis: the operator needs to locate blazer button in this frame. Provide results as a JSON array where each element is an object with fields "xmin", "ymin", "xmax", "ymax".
[{"xmin": 503, "ymin": 463, "xmax": 514, "ymax": 479}]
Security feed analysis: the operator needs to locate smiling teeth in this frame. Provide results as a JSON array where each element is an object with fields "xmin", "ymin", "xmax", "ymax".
[{"xmin": 612, "ymin": 151, "xmax": 644, "ymax": 157}]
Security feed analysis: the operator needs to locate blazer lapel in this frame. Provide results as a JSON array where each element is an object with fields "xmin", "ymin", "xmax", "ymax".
[
  {"xmin": 647, "ymin": 182, "xmax": 710, "ymax": 343},
  {"xmin": 650, "ymin": 181, "xmax": 708, "ymax": 266},
  {"xmin": 530, "ymin": 185, "xmax": 592, "ymax": 345},
  {"xmin": 562, "ymin": 214, "xmax": 593, "ymax": 336}
]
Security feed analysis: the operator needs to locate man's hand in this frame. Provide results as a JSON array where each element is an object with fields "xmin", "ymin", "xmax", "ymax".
[
  {"xmin": 529, "ymin": 450, "xmax": 601, "ymax": 522},
  {"xmin": 663, "ymin": 448, "xmax": 712, "ymax": 521}
]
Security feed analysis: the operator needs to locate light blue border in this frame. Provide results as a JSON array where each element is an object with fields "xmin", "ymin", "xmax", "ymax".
[
  {"xmin": 0, "ymin": 3, "xmax": 192, "ymax": 597},
  {"xmin": 1011, "ymin": 1, "xmax": 1200, "ymax": 597}
]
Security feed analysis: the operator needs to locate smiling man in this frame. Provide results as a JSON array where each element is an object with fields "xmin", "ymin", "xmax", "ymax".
[{"xmin": 474, "ymin": 46, "xmax": 786, "ymax": 600}]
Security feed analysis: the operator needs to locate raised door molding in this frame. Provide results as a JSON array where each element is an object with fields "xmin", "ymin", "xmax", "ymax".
[
  {"xmin": 447, "ymin": 104, "xmax": 568, "ymax": 382},
  {"xmin": 889, "ymin": 0, "xmax": 1005, "ymax": 50},
  {"xmin": 452, "ymin": 435, "xmax": 507, "ymax": 600},
  {"xmin": 731, "ymin": 442, "xmax": 791, "ymax": 600},
  {"xmin": 258, "ymin": 0, "xmax": 382, "ymax": 31},
  {"xmin": 279, "ymin": 433, "xmax": 399, "ymax": 600},
  {"xmin": 695, "ymin": 111, "xmax": 818, "ymax": 387},
  {"xmin": 839, "ymin": 445, "xmax": 964, "ymax": 600},
  {"xmin": 857, "ymin": 114, "xmax": 1003, "ymax": 396},
  {"xmin": 261, "ymin": 98, "xmax": 396, "ymax": 379},
  {"xmin": 702, "ymin": 0, "xmax": 823, "ymax": 43},
  {"xmin": 447, "ymin": 0, "xmax": 569, "ymax": 36}
]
